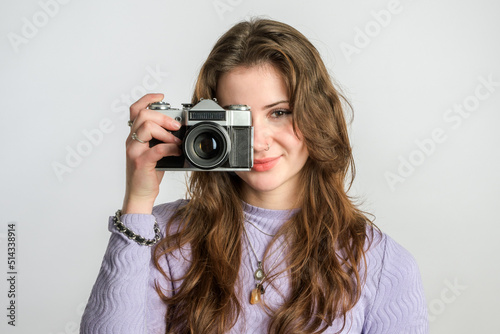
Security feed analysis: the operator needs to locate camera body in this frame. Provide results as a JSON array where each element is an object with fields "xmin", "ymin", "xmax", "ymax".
[{"xmin": 149, "ymin": 98, "xmax": 253, "ymax": 171}]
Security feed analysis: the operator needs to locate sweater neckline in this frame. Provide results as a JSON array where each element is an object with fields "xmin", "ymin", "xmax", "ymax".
[{"xmin": 242, "ymin": 201, "xmax": 299, "ymax": 236}]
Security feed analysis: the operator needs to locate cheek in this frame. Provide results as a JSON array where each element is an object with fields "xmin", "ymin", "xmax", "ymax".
[
  {"xmin": 279, "ymin": 127, "xmax": 307, "ymax": 154},
  {"xmin": 295, "ymin": 144, "xmax": 309, "ymax": 164},
  {"xmin": 290, "ymin": 131, "xmax": 309, "ymax": 162},
  {"xmin": 290, "ymin": 127, "xmax": 308, "ymax": 158}
]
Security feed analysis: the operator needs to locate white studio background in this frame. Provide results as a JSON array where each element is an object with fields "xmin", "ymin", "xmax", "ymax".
[{"xmin": 1, "ymin": 0, "xmax": 499, "ymax": 333}]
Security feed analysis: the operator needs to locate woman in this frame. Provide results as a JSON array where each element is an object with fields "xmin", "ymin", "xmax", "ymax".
[{"xmin": 81, "ymin": 19, "xmax": 428, "ymax": 333}]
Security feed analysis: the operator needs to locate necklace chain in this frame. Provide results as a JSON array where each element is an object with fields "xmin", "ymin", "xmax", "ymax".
[
  {"xmin": 245, "ymin": 219, "xmax": 276, "ymax": 237},
  {"xmin": 242, "ymin": 222, "xmax": 287, "ymax": 305}
]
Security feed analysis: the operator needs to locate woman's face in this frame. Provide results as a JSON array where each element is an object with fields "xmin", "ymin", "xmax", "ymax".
[{"xmin": 216, "ymin": 64, "xmax": 309, "ymax": 209}]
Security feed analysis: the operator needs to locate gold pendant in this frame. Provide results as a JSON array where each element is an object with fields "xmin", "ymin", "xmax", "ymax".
[
  {"xmin": 250, "ymin": 287, "xmax": 261, "ymax": 304},
  {"xmin": 250, "ymin": 284, "xmax": 265, "ymax": 305}
]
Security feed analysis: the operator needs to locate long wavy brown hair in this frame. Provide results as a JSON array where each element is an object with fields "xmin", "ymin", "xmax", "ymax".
[{"xmin": 154, "ymin": 18, "xmax": 374, "ymax": 334}]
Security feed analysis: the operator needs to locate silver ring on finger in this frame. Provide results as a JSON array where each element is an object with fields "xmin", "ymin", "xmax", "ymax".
[
  {"xmin": 128, "ymin": 120, "xmax": 134, "ymax": 127},
  {"xmin": 131, "ymin": 132, "xmax": 147, "ymax": 144}
]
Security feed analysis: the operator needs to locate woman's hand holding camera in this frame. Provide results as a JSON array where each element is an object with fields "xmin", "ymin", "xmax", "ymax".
[{"xmin": 122, "ymin": 93, "xmax": 182, "ymax": 214}]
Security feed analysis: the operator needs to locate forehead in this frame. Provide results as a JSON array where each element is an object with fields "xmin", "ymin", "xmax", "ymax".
[{"xmin": 216, "ymin": 64, "xmax": 289, "ymax": 107}]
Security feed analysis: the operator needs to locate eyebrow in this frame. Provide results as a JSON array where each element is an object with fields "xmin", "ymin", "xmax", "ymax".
[
  {"xmin": 264, "ymin": 100, "xmax": 289, "ymax": 109},
  {"xmin": 222, "ymin": 100, "xmax": 290, "ymax": 110}
]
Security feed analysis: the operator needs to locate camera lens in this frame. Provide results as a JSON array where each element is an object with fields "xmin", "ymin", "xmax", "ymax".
[
  {"xmin": 184, "ymin": 123, "xmax": 230, "ymax": 169},
  {"xmin": 194, "ymin": 134, "xmax": 219, "ymax": 159}
]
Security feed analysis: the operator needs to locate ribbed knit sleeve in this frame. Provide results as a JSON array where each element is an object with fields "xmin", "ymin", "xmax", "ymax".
[
  {"xmin": 79, "ymin": 201, "xmax": 186, "ymax": 334},
  {"xmin": 362, "ymin": 233, "xmax": 429, "ymax": 334}
]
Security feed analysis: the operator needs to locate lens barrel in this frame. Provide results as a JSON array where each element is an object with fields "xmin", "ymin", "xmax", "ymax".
[{"xmin": 183, "ymin": 123, "xmax": 230, "ymax": 169}]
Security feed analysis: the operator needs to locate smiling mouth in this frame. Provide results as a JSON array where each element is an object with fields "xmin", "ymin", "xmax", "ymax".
[{"xmin": 252, "ymin": 156, "xmax": 281, "ymax": 172}]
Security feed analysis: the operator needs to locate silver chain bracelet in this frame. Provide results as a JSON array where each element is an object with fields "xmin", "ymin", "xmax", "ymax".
[{"xmin": 113, "ymin": 210, "xmax": 161, "ymax": 246}]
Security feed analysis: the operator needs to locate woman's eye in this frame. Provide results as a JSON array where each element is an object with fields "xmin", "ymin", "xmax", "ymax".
[{"xmin": 270, "ymin": 109, "xmax": 292, "ymax": 118}]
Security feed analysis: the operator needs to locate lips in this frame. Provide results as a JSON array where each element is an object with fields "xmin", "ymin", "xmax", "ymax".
[{"xmin": 252, "ymin": 156, "xmax": 281, "ymax": 172}]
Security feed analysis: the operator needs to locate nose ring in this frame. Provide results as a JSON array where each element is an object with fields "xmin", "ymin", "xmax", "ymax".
[{"xmin": 265, "ymin": 143, "xmax": 270, "ymax": 151}]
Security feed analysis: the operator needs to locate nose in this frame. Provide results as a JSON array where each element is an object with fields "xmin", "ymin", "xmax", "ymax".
[{"xmin": 252, "ymin": 117, "xmax": 272, "ymax": 152}]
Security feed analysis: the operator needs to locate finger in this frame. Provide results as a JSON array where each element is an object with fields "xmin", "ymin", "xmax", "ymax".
[
  {"xmin": 129, "ymin": 93, "xmax": 164, "ymax": 123},
  {"xmin": 128, "ymin": 120, "xmax": 181, "ymax": 147},
  {"xmin": 156, "ymin": 170, "xmax": 165, "ymax": 184},
  {"xmin": 133, "ymin": 143, "xmax": 182, "ymax": 170},
  {"xmin": 127, "ymin": 125, "xmax": 182, "ymax": 165},
  {"xmin": 131, "ymin": 108, "xmax": 182, "ymax": 134}
]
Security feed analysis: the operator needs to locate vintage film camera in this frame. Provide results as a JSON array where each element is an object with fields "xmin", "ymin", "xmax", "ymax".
[{"xmin": 149, "ymin": 98, "xmax": 253, "ymax": 171}]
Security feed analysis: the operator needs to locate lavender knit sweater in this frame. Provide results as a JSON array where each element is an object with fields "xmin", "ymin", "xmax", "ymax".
[{"xmin": 80, "ymin": 200, "xmax": 428, "ymax": 333}]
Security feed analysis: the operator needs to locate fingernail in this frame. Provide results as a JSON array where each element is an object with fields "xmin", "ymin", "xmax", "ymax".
[
  {"xmin": 172, "ymin": 121, "xmax": 181, "ymax": 130},
  {"xmin": 174, "ymin": 136, "xmax": 182, "ymax": 144}
]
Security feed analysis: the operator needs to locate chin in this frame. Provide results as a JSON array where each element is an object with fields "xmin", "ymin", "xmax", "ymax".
[
  {"xmin": 236, "ymin": 171, "xmax": 295, "ymax": 195},
  {"xmin": 236, "ymin": 171, "xmax": 272, "ymax": 190}
]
